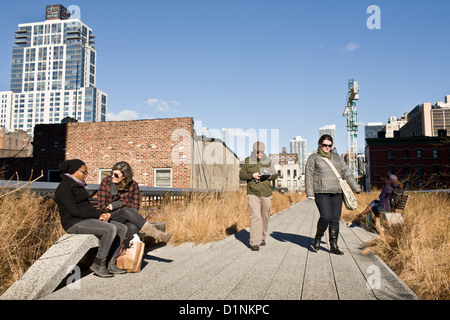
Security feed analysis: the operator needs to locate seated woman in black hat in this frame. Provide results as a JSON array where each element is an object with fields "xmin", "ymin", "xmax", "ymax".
[{"xmin": 54, "ymin": 159, "xmax": 128, "ymax": 278}]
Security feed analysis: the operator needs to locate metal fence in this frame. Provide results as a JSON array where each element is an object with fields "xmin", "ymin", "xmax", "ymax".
[{"xmin": 0, "ymin": 180, "xmax": 221, "ymax": 209}]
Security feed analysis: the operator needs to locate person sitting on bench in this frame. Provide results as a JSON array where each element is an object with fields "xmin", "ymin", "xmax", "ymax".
[
  {"xmin": 354, "ymin": 175, "xmax": 403, "ymax": 224},
  {"xmin": 54, "ymin": 159, "xmax": 127, "ymax": 278},
  {"xmin": 97, "ymin": 161, "xmax": 172, "ymax": 247}
]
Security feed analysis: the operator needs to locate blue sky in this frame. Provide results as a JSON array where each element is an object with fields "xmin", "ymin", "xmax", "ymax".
[{"xmin": 0, "ymin": 0, "xmax": 449, "ymax": 157}]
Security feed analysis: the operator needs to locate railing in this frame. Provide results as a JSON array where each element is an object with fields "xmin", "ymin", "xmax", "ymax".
[{"xmin": 0, "ymin": 180, "xmax": 220, "ymax": 209}]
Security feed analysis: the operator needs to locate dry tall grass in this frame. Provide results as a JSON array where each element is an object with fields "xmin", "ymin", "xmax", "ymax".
[
  {"xmin": 0, "ymin": 188, "xmax": 64, "ymax": 295},
  {"xmin": 148, "ymin": 189, "xmax": 305, "ymax": 245},
  {"xmin": 342, "ymin": 191, "xmax": 450, "ymax": 300},
  {"xmin": 2, "ymin": 183, "xmax": 447, "ymax": 300},
  {"xmin": 0, "ymin": 186, "xmax": 302, "ymax": 296}
]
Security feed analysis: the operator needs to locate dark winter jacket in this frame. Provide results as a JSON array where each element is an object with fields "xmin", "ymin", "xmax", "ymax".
[
  {"xmin": 54, "ymin": 174, "xmax": 102, "ymax": 231},
  {"xmin": 378, "ymin": 182, "xmax": 400, "ymax": 211}
]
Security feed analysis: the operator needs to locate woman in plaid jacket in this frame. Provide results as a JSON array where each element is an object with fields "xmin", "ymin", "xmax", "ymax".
[
  {"xmin": 98, "ymin": 161, "xmax": 172, "ymax": 247},
  {"xmin": 305, "ymin": 135, "xmax": 361, "ymax": 255}
]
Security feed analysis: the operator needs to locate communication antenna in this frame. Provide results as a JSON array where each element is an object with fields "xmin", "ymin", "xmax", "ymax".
[{"xmin": 343, "ymin": 79, "xmax": 359, "ymax": 178}]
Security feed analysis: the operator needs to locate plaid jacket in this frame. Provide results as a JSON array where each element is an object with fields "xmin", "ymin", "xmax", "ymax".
[
  {"xmin": 305, "ymin": 152, "xmax": 361, "ymax": 198},
  {"xmin": 97, "ymin": 175, "xmax": 141, "ymax": 212}
]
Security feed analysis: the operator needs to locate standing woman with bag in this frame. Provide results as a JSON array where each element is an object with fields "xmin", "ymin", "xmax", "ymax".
[{"xmin": 305, "ymin": 135, "xmax": 361, "ymax": 254}]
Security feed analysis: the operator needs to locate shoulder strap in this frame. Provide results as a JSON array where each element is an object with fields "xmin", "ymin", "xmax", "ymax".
[{"xmin": 321, "ymin": 157, "xmax": 342, "ymax": 180}]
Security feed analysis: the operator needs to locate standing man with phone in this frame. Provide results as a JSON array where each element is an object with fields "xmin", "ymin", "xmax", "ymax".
[{"xmin": 239, "ymin": 141, "xmax": 278, "ymax": 251}]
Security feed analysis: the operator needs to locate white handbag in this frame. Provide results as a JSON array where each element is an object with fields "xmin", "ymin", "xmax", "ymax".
[{"xmin": 321, "ymin": 157, "xmax": 358, "ymax": 211}]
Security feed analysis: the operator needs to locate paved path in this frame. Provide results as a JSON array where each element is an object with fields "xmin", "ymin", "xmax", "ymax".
[{"xmin": 43, "ymin": 200, "xmax": 418, "ymax": 300}]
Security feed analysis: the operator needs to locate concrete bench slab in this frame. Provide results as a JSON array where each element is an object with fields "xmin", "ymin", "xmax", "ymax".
[
  {"xmin": 1, "ymin": 221, "xmax": 166, "ymax": 300},
  {"xmin": 0, "ymin": 234, "xmax": 99, "ymax": 300}
]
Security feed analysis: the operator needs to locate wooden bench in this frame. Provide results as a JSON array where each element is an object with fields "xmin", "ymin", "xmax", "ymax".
[
  {"xmin": 382, "ymin": 194, "xmax": 409, "ymax": 224},
  {"xmin": 366, "ymin": 194, "xmax": 409, "ymax": 230}
]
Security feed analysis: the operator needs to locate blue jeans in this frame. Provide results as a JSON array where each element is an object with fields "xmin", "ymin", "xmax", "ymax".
[
  {"xmin": 369, "ymin": 200, "xmax": 387, "ymax": 216},
  {"xmin": 314, "ymin": 193, "xmax": 343, "ymax": 230},
  {"xmin": 67, "ymin": 219, "xmax": 127, "ymax": 262}
]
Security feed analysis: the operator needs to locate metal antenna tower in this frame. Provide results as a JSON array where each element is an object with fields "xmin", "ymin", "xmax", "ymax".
[{"xmin": 343, "ymin": 79, "xmax": 359, "ymax": 178}]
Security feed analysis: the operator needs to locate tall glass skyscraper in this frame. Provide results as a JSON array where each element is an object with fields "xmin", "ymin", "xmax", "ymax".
[{"xmin": 0, "ymin": 4, "xmax": 107, "ymax": 135}]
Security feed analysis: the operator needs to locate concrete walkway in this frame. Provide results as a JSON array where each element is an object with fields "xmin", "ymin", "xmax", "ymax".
[{"xmin": 43, "ymin": 200, "xmax": 418, "ymax": 300}]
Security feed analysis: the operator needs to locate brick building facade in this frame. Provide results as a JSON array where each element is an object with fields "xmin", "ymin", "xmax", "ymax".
[
  {"xmin": 0, "ymin": 117, "xmax": 240, "ymax": 189},
  {"xmin": 365, "ymin": 136, "xmax": 450, "ymax": 190}
]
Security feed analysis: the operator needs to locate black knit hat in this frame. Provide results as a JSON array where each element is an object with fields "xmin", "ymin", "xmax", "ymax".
[{"xmin": 58, "ymin": 159, "xmax": 85, "ymax": 174}]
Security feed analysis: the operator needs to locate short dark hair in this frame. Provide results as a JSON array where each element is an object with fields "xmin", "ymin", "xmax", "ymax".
[{"xmin": 318, "ymin": 134, "xmax": 333, "ymax": 145}]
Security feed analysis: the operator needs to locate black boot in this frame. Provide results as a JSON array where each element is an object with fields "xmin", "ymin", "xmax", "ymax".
[
  {"xmin": 329, "ymin": 228, "xmax": 344, "ymax": 255},
  {"xmin": 90, "ymin": 257, "xmax": 114, "ymax": 278},
  {"xmin": 312, "ymin": 227, "xmax": 327, "ymax": 252}
]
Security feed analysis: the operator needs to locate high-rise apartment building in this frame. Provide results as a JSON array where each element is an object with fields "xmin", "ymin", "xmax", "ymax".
[
  {"xmin": 0, "ymin": 4, "xmax": 107, "ymax": 135},
  {"xmin": 290, "ymin": 136, "xmax": 307, "ymax": 174}
]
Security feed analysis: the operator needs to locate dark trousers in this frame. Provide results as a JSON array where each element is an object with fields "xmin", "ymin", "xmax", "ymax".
[
  {"xmin": 67, "ymin": 219, "xmax": 127, "ymax": 262},
  {"xmin": 110, "ymin": 207, "xmax": 146, "ymax": 247},
  {"xmin": 314, "ymin": 193, "xmax": 343, "ymax": 230}
]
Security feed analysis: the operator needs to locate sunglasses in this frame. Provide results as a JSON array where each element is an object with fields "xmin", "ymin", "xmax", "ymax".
[
  {"xmin": 112, "ymin": 173, "xmax": 123, "ymax": 179},
  {"xmin": 78, "ymin": 169, "xmax": 89, "ymax": 175},
  {"xmin": 321, "ymin": 143, "xmax": 333, "ymax": 148}
]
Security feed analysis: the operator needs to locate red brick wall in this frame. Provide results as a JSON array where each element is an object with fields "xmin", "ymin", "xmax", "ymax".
[
  {"xmin": 63, "ymin": 118, "xmax": 194, "ymax": 187},
  {"xmin": 367, "ymin": 137, "xmax": 450, "ymax": 189}
]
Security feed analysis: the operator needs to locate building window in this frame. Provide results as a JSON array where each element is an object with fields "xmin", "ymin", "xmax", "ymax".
[
  {"xmin": 403, "ymin": 149, "xmax": 409, "ymax": 159},
  {"xmin": 404, "ymin": 165, "xmax": 410, "ymax": 176},
  {"xmin": 416, "ymin": 149, "xmax": 422, "ymax": 158},
  {"xmin": 155, "ymin": 168, "xmax": 172, "ymax": 187},
  {"xmin": 432, "ymin": 149, "xmax": 439, "ymax": 159},
  {"xmin": 417, "ymin": 165, "xmax": 423, "ymax": 176},
  {"xmin": 387, "ymin": 150, "xmax": 393, "ymax": 159},
  {"xmin": 99, "ymin": 169, "xmax": 112, "ymax": 184}
]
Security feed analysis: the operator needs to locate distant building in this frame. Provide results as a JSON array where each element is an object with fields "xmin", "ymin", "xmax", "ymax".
[
  {"xmin": 0, "ymin": 117, "xmax": 240, "ymax": 190},
  {"xmin": 378, "ymin": 115, "xmax": 408, "ymax": 138},
  {"xmin": 400, "ymin": 96, "xmax": 450, "ymax": 138},
  {"xmin": 319, "ymin": 124, "xmax": 336, "ymax": 143},
  {"xmin": 365, "ymin": 136, "xmax": 449, "ymax": 190},
  {"xmin": 0, "ymin": 4, "xmax": 107, "ymax": 135},
  {"xmin": 0, "ymin": 127, "xmax": 33, "ymax": 158},
  {"xmin": 365, "ymin": 122, "xmax": 383, "ymax": 142},
  {"xmin": 289, "ymin": 136, "xmax": 307, "ymax": 174},
  {"xmin": 270, "ymin": 151, "xmax": 303, "ymax": 192}
]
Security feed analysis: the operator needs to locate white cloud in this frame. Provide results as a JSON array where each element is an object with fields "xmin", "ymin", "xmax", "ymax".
[
  {"xmin": 147, "ymin": 98, "xmax": 179, "ymax": 112},
  {"xmin": 342, "ymin": 42, "xmax": 360, "ymax": 53},
  {"xmin": 106, "ymin": 110, "xmax": 139, "ymax": 121}
]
